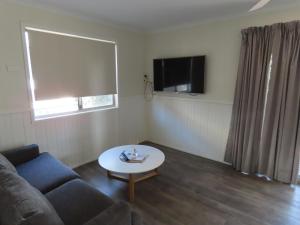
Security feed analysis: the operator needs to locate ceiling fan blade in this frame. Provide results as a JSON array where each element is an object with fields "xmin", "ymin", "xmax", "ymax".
[{"xmin": 249, "ymin": 0, "xmax": 272, "ymax": 12}]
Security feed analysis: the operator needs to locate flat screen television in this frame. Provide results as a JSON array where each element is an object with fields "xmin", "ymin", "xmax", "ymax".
[{"xmin": 153, "ymin": 56, "xmax": 205, "ymax": 94}]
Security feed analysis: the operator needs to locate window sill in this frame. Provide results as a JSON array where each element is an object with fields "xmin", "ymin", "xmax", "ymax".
[{"xmin": 33, "ymin": 105, "xmax": 118, "ymax": 121}]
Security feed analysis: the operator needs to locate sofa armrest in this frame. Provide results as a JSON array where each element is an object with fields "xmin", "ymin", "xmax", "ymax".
[
  {"xmin": 84, "ymin": 201, "xmax": 143, "ymax": 225},
  {"xmin": 1, "ymin": 144, "xmax": 40, "ymax": 166}
]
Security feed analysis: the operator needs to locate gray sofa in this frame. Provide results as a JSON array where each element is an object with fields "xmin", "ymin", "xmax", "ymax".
[{"xmin": 0, "ymin": 144, "xmax": 143, "ymax": 225}]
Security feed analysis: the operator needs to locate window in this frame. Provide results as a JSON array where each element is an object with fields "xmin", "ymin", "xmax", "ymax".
[
  {"xmin": 23, "ymin": 27, "xmax": 118, "ymax": 120},
  {"xmin": 34, "ymin": 97, "xmax": 78, "ymax": 118},
  {"xmin": 34, "ymin": 95, "xmax": 115, "ymax": 119}
]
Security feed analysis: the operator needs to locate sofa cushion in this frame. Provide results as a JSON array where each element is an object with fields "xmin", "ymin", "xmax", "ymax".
[
  {"xmin": 84, "ymin": 201, "xmax": 143, "ymax": 225},
  {"xmin": 16, "ymin": 152, "xmax": 79, "ymax": 193},
  {"xmin": 0, "ymin": 153, "xmax": 17, "ymax": 173},
  {"xmin": 0, "ymin": 166, "xmax": 64, "ymax": 225},
  {"xmin": 46, "ymin": 179, "xmax": 113, "ymax": 225}
]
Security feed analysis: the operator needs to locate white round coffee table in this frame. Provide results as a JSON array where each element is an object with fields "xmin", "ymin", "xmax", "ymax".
[{"xmin": 98, "ymin": 145, "xmax": 165, "ymax": 202}]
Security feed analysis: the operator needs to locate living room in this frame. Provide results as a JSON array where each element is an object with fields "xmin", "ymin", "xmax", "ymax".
[{"xmin": 0, "ymin": 0, "xmax": 300, "ymax": 225}]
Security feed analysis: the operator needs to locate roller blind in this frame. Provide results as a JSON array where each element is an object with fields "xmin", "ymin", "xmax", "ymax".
[{"xmin": 27, "ymin": 29, "xmax": 117, "ymax": 101}]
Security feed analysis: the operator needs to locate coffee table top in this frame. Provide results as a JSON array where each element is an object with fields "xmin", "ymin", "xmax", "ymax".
[{"xmin": 98, "ymin": 145, "xmax": 165, "ymax": 174}]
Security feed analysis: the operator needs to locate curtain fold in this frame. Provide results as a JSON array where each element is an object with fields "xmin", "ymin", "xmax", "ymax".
[{"xmin": 225, "ymin": 21, "xmax": 300, "ymax": 184}]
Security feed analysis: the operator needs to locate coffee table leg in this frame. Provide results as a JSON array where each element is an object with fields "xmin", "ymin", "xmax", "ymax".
[
  {"xmin": 129, "ymin": 174, "xmax": 135, "ymax": 202},
  {"xmin": 107, "ymin": 171, "xmax": 159, "ymax": 202}
]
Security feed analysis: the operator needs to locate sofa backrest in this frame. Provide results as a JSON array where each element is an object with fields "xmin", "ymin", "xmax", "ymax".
[
  {"xmin": 0, "ymin": 165, "xmax": 64, "ymax": 225},
  {"xmin": 1, "ymin": 144, "xmax": 40, "ymax": 166}
]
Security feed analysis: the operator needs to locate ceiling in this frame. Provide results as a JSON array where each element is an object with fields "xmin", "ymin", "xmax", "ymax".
[{"xmin": 11, "ymin": 0, "xmax": 300, "ymax": 31}]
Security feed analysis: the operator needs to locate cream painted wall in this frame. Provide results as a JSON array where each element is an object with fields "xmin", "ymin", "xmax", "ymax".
[
  {"xmin": 0, "ymin": 1, "xmax": 146, "ymax": 167},
  {"xmin": 145, "ymin": 6, "xmax": 300, "ymax": 162}
]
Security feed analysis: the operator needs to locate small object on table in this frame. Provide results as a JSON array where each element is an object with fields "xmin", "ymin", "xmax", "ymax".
[
  {"xmin": 120, "ymin": 152, "xmax": 129, "ymax": 162},
  {"xmin": 133, "ymin": 146, "xmax": 137, "ymax": 156},
  {"xmin": 120, "ymin": 149, "xmax": 148, "ymax": 163}
]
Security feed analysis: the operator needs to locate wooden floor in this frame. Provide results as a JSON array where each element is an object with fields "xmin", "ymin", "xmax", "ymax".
[{"xmin": 75, "ymin": 142, "xmax": 300, "ymax": 225}]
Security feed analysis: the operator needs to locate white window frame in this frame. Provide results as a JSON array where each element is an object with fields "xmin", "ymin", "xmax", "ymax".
[
  {"xmin": 33, "ymin": 95, "xmax": 118, "ymax": 121},
  {"xmin": 21, "ymin": 24, "xmax": 119, "ymax": 121}
]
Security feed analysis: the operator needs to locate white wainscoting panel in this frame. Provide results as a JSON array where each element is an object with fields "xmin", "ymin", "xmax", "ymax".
[
  {"xmin": 0, "ymin": 95, "xmax": 146, "ymax": 168},
  {"xmin": 147, "ymin": 95, "xmax": 233, "ymax": 163}
]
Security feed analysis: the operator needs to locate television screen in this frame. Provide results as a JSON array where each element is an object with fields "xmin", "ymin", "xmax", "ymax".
[{"xmin": 153, "ymin": 56, "xmax": 205, "ymax": 94}]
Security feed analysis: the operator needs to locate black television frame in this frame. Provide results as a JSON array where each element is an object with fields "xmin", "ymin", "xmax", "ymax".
[{"xmin": 153, "ymin": 55, "xmax": 205, "ymax": 94}]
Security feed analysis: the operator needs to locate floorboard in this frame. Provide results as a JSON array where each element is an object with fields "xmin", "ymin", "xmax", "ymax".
[{"xmin": 75, "ymin": 142, "xmax": 300, "ymax": 225}]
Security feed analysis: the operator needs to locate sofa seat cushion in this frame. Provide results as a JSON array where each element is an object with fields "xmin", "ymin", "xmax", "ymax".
[
  {"xmin": 84, "ymin": 201, "xmax": 144, "ymax": 225},
  {"xmin": 16, "ymin": 152, "xmax": 79, "ymax": 193},
  {"xmin": 46, "ymin": 179, "xmax": 113, "ymax": 225},
  {"xmin": 0, "ymin": 166, "xmax": 64, "ymax": 225}
]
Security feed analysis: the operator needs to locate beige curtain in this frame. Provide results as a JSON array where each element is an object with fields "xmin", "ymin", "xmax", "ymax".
[
  {"xmin": 258, "ymin": 22, "xmax": 300, "ymax": 184},
  {"xmin": 225, "ymin": 21, "xmax": 300, "ymax": 184},
  {"xmin": 225, "ymin": 26, "xmax": 274, "ymax": 173}
]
